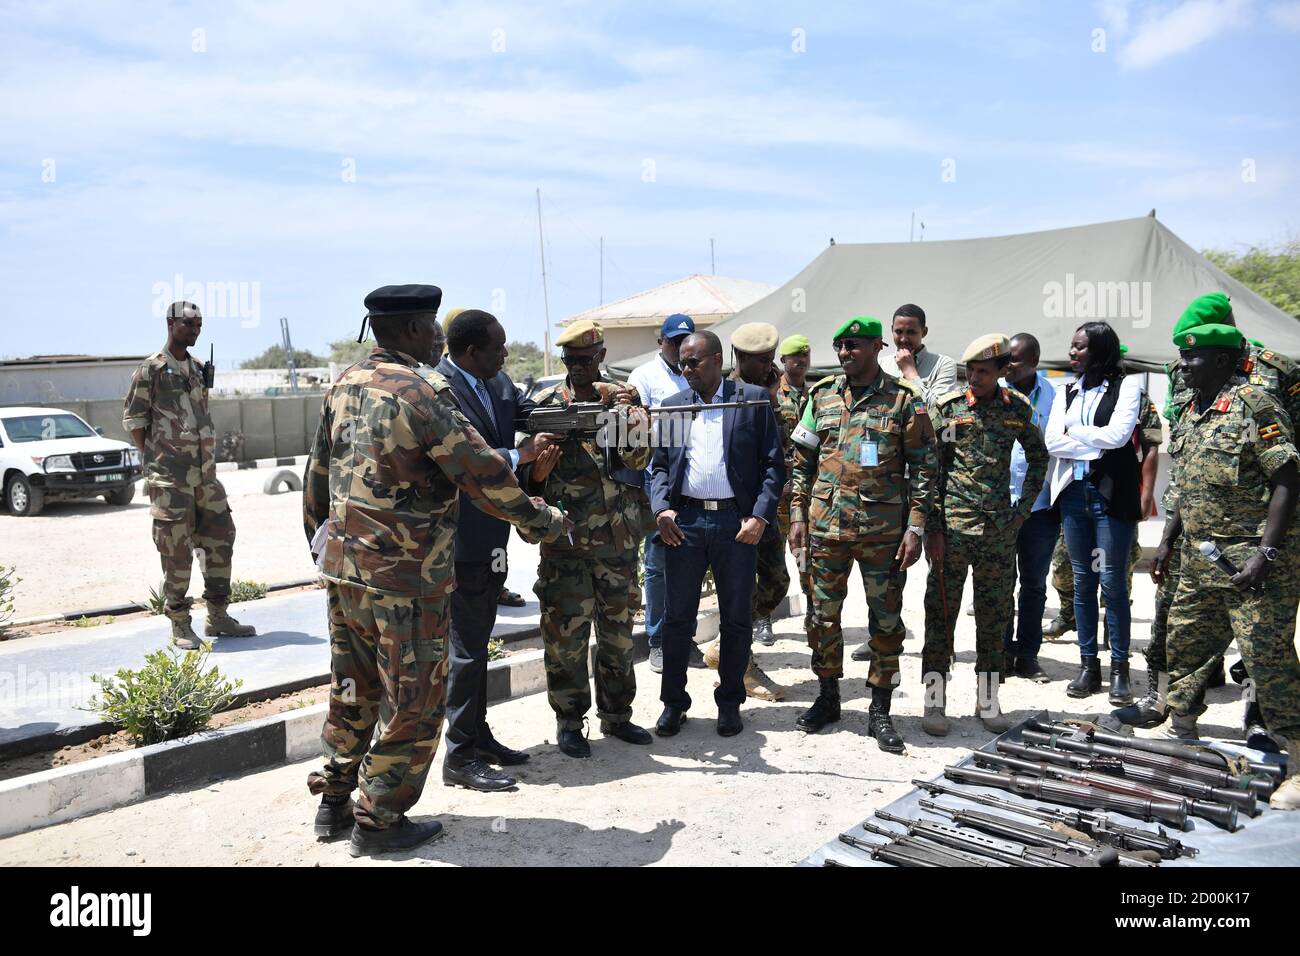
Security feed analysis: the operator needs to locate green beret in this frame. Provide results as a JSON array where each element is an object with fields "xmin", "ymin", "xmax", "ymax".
[
  {"xmin": 1119, "ymin": 344, "xmax": 1128, "ymax": 355},
  {"xmin": 1175, "ymin": 322, "xmax": 1243, "ymax": 351},
  {"xmin": 832, "ymin": 316, "xmax": 883, "ymax": 340},
  {"xmin": 779, "ymin": 334, "xmax": 811, "ymax": 356},
  {"xmin": 1249, "ymin": 337, "xmax": 1265, "ymax": 348},
  {"xmin": 1173, "ymin": 292, "xmax": 1232, "ymax": 338}
]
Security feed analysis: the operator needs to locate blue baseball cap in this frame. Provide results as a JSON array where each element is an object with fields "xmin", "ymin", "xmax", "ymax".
[{"xmin": 660, "ymin": 313, "xmax": 695, "ymax": 340}]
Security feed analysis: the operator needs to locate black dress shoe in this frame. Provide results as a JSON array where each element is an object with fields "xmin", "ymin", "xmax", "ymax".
[
  {"xmin": 717, "ymin": 705, "xmax": 743, "ymax": 737},
  {"xmin": 443, "ymin": 758, "xmax": 517, "ymax": 792},
  {"xmin": 557, "ymin": 727, "xmax": 592, "ymax": 758},
  {"xmin": 600, "ymin": 719, "xmax": 653, "ymax": 744},
  {"xmin": 655, "ymin": 706, "xmax": 688, "ymax": 737},
  {"xmin": 1014, "ymin": 657, "xmax": 1052, "ymax": 683},
  {"xmin": 687, "ymin": 643, "xmax": 707, "ymax": 668},
  {"xmin": 348, "ymin": 816, "xmax": 444, "ymax": 858},
  {"xmin": 476, "ymin": 736, "xmax": 530, "ymax": 766},
  {"xmin": 314, "ymin": 795, "xmax": 354, "ymax": 839}
]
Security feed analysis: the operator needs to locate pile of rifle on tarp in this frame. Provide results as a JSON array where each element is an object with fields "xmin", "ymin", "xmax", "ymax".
[{"xmin": 830, "ymin": 718, "xmax": 1286, "ymax": 868}]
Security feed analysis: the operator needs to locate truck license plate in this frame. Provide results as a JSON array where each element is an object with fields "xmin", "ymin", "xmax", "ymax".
[{"xmin": 94, "ymin": 473, "xmax": 125, "ymax": 483}]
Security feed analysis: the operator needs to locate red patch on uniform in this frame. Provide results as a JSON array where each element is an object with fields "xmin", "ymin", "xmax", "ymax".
[{"xmin": 1212, "ymin": 395, "xmax": 1232, "ymax": 413}]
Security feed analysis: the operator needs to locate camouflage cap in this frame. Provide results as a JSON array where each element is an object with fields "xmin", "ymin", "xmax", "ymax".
[
  {"xmin": 832, "ymin": 316, "xmax": 883, "ymax": 340},
  {"xmin": 1176, "ymin": 322, "xmax": 1243, "ymax": 350},
  {"xmin": 1173, "ymin": 292, "xmax": 1231, "ymax": 338},
  {"xmin": 779, "ymin": 334, "xmax": 811, "ymax": 356},
  {"xmin": 961, "ymin": 333, "xmax": 1010, "ymax": 363},
  {"xmin": 731, "ymin": 322, "xmax": 780, "ymax": 354},
  {"xmin": 556, "ymin": 319, "xmax": 604, "ymax": 348}
]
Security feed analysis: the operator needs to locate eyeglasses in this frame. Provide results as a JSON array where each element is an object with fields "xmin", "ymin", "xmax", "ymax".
[
  {"xmin": 561, "ymin": 354, "xmax": 598, "ymax": 367},
  {"xmin": 679, "ymin": 356, "xmax": 715, "ymax": 370},
  {"xmin": 833, "ymin": 339, "xmax": 866, "ymax": 352}
]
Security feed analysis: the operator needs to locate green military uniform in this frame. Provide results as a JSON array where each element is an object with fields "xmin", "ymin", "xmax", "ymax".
[
  {"xmin": 790, "ymin": 368, "xmax": 937, "ymax": 688},
  {"xmin": 522, "ymin": 378, "xmax": 650, "ymax": 733},
  {"xmin": 923, "ymin": 383, "xmax": 1048, "ymax": 679},
  {"xmin": 123, "ymin": 341, "xmax": 243, "ymax": 644},
  {"xmin": 776, "ymin": 370, "xmax": 814, "ymax": 612},
  {"xmin": 1164, "ymin": 374, "xmax": 1300, "ymax": 741},
  {"xmin": 304, "ymin": 334, "xmax": 563, "ymax": 831}
]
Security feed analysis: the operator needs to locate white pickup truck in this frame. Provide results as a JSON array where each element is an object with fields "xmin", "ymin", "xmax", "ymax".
[{"xmin": 0, "ymin": 406, "xmax": 144, "ymax": 516}]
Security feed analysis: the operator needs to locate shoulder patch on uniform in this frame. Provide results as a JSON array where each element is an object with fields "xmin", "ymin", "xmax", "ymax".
[
  {"xmin": 418, "ymin": 368, "xmax": 455, "ymax": 394},
  {"xmin": 1259, "ymin": 423, "xmax": 1283, "ymax": 443}
]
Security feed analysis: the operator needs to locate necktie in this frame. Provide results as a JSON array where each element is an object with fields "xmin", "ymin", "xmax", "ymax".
[{"xmin": 474, "ymin": 379, "xmax": 499, "ymax": 440}]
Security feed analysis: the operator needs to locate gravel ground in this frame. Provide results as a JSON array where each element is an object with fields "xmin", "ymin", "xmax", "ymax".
[{"xmin": 0, "ymin": 561, "xmax": 1266, "ymax": 867}]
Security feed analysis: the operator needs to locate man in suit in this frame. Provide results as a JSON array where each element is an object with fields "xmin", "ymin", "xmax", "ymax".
[
  {"xmin": 435, "ymin": 309, "xmax": 556, "ymax": 791},
  {"xmin": 650, "ymin": 330, "xmax": 785, "ymax": 738}
]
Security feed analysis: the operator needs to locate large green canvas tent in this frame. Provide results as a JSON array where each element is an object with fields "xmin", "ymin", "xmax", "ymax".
[{"xmin": 608, "ymin": 215, "xmax": 1298, "ymax": 378}]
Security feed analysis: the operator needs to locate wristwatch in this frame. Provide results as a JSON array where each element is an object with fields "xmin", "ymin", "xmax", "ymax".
[
  {"xmin": 906, "ymin": 525, "xmax": 925, "ymax": 539},
  {"xmin": 1258, "ymin": 546, "xmax": 1279, "ymax": 562}
]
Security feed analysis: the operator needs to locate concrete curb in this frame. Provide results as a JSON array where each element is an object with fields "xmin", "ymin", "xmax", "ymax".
[
  {"xmin": 215, "ymin": 454, "xmax": 307, "ymax": 474},
  {"xmin": 0, "ymin": 593, "xmax": 789, "ymax": 839}
]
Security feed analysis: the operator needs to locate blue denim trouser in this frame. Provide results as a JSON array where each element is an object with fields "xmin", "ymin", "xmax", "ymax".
[
  {"xmin": 1004, "ymin": 508, "xmax": 1061, "ymax": 661},
  {"xmin": 643, "ymin": 533, "xmax": 666, "ymax": 649},
  {"xmin": 1059, "ymin": 479, "xmax": 1136, "ymax": 663},
  {"xmin": 659, "ymin": 507, "xmax": 757, "ymax": 711}
]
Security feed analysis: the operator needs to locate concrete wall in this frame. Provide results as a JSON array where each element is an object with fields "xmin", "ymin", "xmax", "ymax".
[
  {"xmin": 0, "ymin": 361, "xmax": 142, "ymax": 404},
  {"xmin": 1, "ymin": 396, "xmax": 324, "ymax": 461}
]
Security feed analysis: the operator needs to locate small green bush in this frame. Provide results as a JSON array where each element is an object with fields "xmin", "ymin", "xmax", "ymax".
[
  {"xmin": 487, "ymin": 637, "xmax": 506, "ymax": 661},
  {"xmin": 89, "ymin": 642, "xmax": 243, "ymax": 745},
  {"xmin": 72, "ymin": 615, "xmax": 113, "ymax": 628},
  {"xmin": 143, "ymin": 581, "xmax": 168, "ymax": 615},
  {"xmin": 0, "ymin": 565, "xmax": 19, "ymax": 638},
  {"xmin": 229, "ymin": 579, "xmax": 267, "ymax": 603}
]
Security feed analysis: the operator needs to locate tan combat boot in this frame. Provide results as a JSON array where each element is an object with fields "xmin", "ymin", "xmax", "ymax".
[
  {"xmin": 1268, "ymin": 740, "xmax": 1300, "ymax": 811},
  {"xmin": 205, "ymin": 602, "xmax": 257, "ymax": 637},
  {"xmin": 922, "ymin": 674, "xmax": 949, "ymax": 736},
  {"xmin": 743, "ymin": 657, "xmax": 785, "ymax": 702},
  {"xmin": 169, "ymin": 614, "xmax": 201, "ymax": 650},
  {"xmin": 975, "ymin": 671, "xmax": 1013, "ymax": 733}
]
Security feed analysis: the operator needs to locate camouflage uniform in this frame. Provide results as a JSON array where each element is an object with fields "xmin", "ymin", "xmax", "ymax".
[
  {"xmin": 775, "ymin": 372, "xmax": 813, "ymax": 613},
  {"xmin": 522, "ymin": 380, "xmax": 650, "ymax": 732},
  {"xmin": 303, "ymin": 347, "xmax": 562, "ymax": 830},
  {"xmin": 790, "ymin": 369, "xmax": 937, "ymax": 688},
  {"xmin": 122, "ymin": 349, "xmax": 235, "ymax": 623},
  {"xmin": 923, "ymin": 387, "xmax": 1047, "ymax": 678},
  {"xmin": 1164, "ymin": 381, "xmax": 1300, "ymax": 740},
  {"xmin": 736, "ymin": 365, "xmax": 793, "ymax": 622}
]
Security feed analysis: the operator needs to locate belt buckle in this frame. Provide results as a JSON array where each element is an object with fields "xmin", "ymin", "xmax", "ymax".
[{"xmin": 704, "ymin": 500, "xmax": 717, "ymax": 511}]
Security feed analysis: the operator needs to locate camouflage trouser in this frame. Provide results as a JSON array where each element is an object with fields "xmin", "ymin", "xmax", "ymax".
[
  {"xmin": 1051, "ymin": 529, "xmax": 1142, "ymax": 627},
  {"xmin": 535, "ymin": 553, "xmax": 637, "ymax": 731},
  {"xmin": 777, "ymin": 506, "xmax": 814, "ymax": 616},
  {"xmin": 1145, "ymin": 542, "xmax": 1185, "ymax": 674},
  {"xmin": 308, "ymin": 581, "xmax": 450, "ymax": 830},
  {"xmin": 923, "ymin": 526, "xmax": 1017, "ymax": 679},
  {"xmin": 752, "ymin": 532, "xmax": 792, "ymax": 622},
  {"xmin": 147, "ymin": 480, "xmax": 235, "ymax": 616},
  {"xmin": 1166, "ymin": 559, "xmax": 1300, "ymax": 740},
  {"xmin": 807, "ymin": 535, "xmax": 904, "ymax": 688}
]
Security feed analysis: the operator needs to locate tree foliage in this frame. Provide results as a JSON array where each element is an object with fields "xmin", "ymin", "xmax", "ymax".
[
  {"xmin": 239, "ymin": 344, "xmax": 328, "ymax": 369},
  {"xmin": 1203, "ymin": 238, "xmax": 1300, "ymax": 319}
]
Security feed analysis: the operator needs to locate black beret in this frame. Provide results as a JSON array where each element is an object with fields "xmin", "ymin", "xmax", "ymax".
[{"xmin": 364, "ymin": 284, "xmax": 443, "ymax": 317}]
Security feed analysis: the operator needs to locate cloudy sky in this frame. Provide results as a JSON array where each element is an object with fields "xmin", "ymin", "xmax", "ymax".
[{"xmin": 1, "ymin": 0, "xmax": 1297, "ymax": 365}]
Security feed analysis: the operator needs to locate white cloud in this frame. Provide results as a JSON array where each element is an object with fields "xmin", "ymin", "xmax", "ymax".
[
  {"xmin": 1097, "ymin": 0, "xmax": 1134, "ymax": 36},
  {"xmin": 1268, "ymin": 1, "xmax": 1300, "ymax": 29},
  {"xmin": 1117, "ymin": 0, "xmax": 1253, "ymax": 70}
]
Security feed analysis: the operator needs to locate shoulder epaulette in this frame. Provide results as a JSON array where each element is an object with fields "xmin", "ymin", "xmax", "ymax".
[
  {"xmin": 935, "ymin": 389, "xmax": 964, "ymax": 406},
  {"xmin": 417, "ymin": 368, "xmax": 455, "ymax": 394},
  {"xmin": 809, "ymin": 374, "xmax": 841, "ymax": 394}
]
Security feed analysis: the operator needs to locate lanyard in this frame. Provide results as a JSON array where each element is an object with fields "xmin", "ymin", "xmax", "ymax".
[{"xmin": 1078, "ymin": 382, "xmax": 1103, "ymax": 428}]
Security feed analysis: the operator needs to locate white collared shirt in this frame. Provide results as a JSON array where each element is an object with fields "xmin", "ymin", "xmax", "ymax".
[
  {"xmin": 627, "ymin": 353, "xmax": 689, "ymax": 409},
  {"xmin": 1044, "ymin": 373, "xmax": 1143, "ymax": 505},
  {"xmin": 1004, "ymin": 371, "xmax": 1056, "ymax": 512},
  {"xmin": 681, "ymin": 387, "xmax": 735, "ymax": 501}
]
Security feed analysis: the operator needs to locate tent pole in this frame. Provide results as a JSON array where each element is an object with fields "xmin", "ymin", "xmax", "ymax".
[{"xmin": 537, "ymin": 188, "xmax": 552, "ymax": 377}]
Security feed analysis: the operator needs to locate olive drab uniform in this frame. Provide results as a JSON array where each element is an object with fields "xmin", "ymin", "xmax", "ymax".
[
  {"xmin": 122, "ymin": 349, "xmax": 238, "ymax": 628},
  {"xmin": 790, "ymin": 369, "xmax": 937, "ymax": 688},
  {"xmin": 923, "ymin": 386, "xmax": 1048, "ymax": 678},
  {"xmin": 1163, "ymin": 381, "xmax": 1300, "ymax": 740},
  {"xmin": 775, "ymin": 372, "xmax": 814, "ymax": 613},
  {"xmin": 303, "ymin": 347, "xmax": 564, "ymax": 830},
  {"xmin": 521, "ymin": 380, "xmax": 651, "ymax": 732}
]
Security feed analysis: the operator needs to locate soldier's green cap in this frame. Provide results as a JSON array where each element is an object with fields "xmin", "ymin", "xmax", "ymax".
[
  {"xmin": 1173, "ymin": 292, "xmax": 1232, "ymax": 338},
  {"xmin": 1119, "ymin": 344, "xmax": 1128, "ymax": 355},
  {"xmin": 832, "ymin": 316, "xmax": 883, "ymax": 340},
  {"xmin": 1175, "ymin": 323, "xmax": 1243, "ymax": 350},
  {"xmin": 1249, "ymin": 337, "xmax": 1265, "ymax": 348},
  {"xmin": 779, "ymin": 334, "xmax": 811, "ymax": 356},
  {"xmin": 730, "ymin": 322, "xmax": 780, "ymax": 354}
]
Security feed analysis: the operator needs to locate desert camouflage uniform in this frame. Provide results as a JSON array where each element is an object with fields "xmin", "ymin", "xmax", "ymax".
[
  {"xmin": 522, "ymin": 380, "xmax": 651, "ymax": 731},
  {"xmin": 1164, "ymin": 382, "xmax": 1300, "ymax": 739},
  {"xmin": 122, "ymin": 349, "xmax": 234, "ymax": 621},
  {"xmin": 923, "ymin": 386, "xmax": 1047, "ymax": 677},
  {"xmin": 790, "ymin": 369, "xmax": 937, "ymax": 688},
  {"xmin": 303, "ymin": 347, "xmax": 562, "ymax": 829}
]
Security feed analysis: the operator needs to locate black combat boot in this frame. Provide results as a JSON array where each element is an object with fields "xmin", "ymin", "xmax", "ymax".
[
  {"xmin": 796, "ymin": 677, "xmax": 841, "ymax": 733},
  {"xmin": 1108, "ymin": 670, "xmax": 1168, "ymax": 728},
  {"xmin": 867, "ymin": 685, "xmax": 905, "ymax": 754},
  {"xmin": 314, "ymin": 794, "xmax": 354, "ymax": 839},
  {"xmin": 1066, "ymin": 656, "xmax": 1102, "ymax": 698},
  {"xmin": 1243, "ymin": 700, "xmax": 1281, "ymax": 754},
  {"xmin": 1207, "ymin": 660, "xmax": 1227, "ymax": 689},
  {"xmin": 1108, "ymin": 661, "xmax": 1133, "ymax": 706}
]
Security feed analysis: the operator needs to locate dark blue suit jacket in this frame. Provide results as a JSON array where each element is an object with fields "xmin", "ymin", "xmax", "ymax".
[
  {"xmin": 649, "ymin": 378, "xmax": 785, "ymax": 535},
  {"xmin": 435, "ymin": 355, "xmax": 536, "ymax": 564}
]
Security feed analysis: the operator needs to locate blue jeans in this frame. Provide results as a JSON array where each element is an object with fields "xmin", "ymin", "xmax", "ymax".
[
  {"xmin": 1059, "ymin": 479, "xmax": 1135, "ymax": 663},
  {"xmin": 1004, "ymin": 508, "xmax": 1061, "ymax": 661},
  {"xmin": 659, "ymin": 506, "xmax": 757, "ymax": 711},
  {"xmin": 644, "ymin": 533, "xmax": 666, "ymax": 649}
]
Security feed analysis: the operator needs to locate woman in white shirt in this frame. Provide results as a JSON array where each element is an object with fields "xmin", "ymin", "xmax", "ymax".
[{"xmin": 1044, "ymin": 322, "xmax": 1144, "ymax": 705}]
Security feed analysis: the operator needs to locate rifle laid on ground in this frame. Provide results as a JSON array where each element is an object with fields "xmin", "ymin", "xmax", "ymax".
[
  {"xmin": 916, "ymin": 800, "xmax": 1158, "ymax": 866},
  {"xmin": 1032, "ymin": 720, "xmax": 1285, "ymax": 781},
  {"xmin": 1022, "ymin": 728, "xmax": 1275, "ymax": 799},
  {"xmin": 977, "ymin": 750, "xmax": 1239, "ymax": 830},
  {"xmin": 912, "ymin": 778, "xmax": 1195, "ymax": 859},
  {"xmin": 944, "ymin": 765, "xmax": 1190, "ymax": 829},
  {"xmin": 838, "ymin": 829, "xmax": 1002, "ymax": 868},
  {"xmin": 999, "ymin": 740, "xmax": 1260, "ymax": 816},
  {"xmin": 870, "ymin": 812, "xmax": 1120, "ymax": 867}
]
